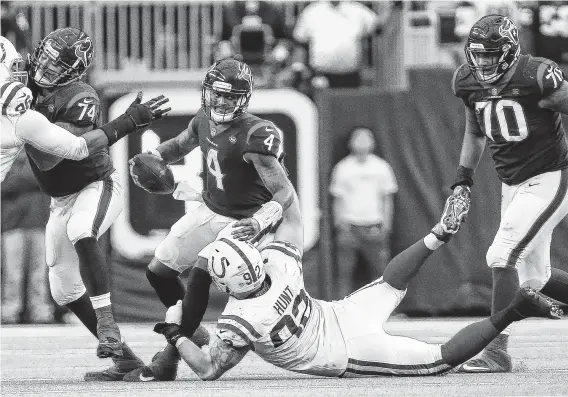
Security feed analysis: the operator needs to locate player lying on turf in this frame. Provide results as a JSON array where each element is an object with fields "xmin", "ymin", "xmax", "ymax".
[{"xmin": 153, "ymin": 191, "xmax": 562, "ymax": 379}]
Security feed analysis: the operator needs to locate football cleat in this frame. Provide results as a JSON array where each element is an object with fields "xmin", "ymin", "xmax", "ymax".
[
  {"xmin": 123, "ymin": 344, "xmax": 180, "ymax": 382},
  {"xmin": 96, "ymin": 318, "xmax": 123, "ymax": 358},
  {"xmin": 513, "ymin": 287, "xmax": 563, "ymax": 320},
  {"xmin": 458, "ymin": 348, "xmax": 512, "ymax": 373},
  {"xmin": 84, "ymin": 343, "xmax": 145, "ymax": 381},
  {"xmin": 441, "ymin": 185, "xmax": 471, "ymax": 234}
]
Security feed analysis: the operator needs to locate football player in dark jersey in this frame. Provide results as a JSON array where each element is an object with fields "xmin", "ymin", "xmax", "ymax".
[
  {"xmin": 25, "ymin": 27, "xmax": 170, "ymax": 381},
  {"xmin": 125, "ymin": 56, "xmax": 299, "ymax": 382},
  {"xmin": 445, "ymin": 15, "xmax": 568, "ymax": 373}
]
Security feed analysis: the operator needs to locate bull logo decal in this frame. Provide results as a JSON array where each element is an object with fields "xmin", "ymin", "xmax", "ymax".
[
  {"xmin": 237, "ymin": 64, "xmax": 253, "ymax": 86},
  {"xmin": 74, "ymin": 37, "xmax": 93, "ymax": 67},
  {"xmin": 0, "ymin": 42, "xmax": 5, "ymax": 63},
  {"xmin": 499, "ymin": 18, "xmax": 519, "ymax": 45}
]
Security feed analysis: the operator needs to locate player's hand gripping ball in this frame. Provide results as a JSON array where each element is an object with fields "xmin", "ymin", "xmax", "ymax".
[{"xmin": 129, "ymin": 153, "xmax": 175, "ymax": 194}]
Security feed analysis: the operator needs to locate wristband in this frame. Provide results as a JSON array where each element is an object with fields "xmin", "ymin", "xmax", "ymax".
[
  {"xmin": 99, "ymin": 114, "xmax": 136, "ymax": 146},
  {"xmin": 175, "ymin": 336, "xmax": 189, "ymax": 349},
  {"xmin": 252, "ymin": 201, "xmax": 283, "ymax": 231},
  {"xmin": 450, "ymin": 166, "xmax": 474, "ymax": 190}
]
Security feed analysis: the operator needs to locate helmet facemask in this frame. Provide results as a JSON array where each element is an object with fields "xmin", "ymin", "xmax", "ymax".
[
  {"xmin": 202, "ymin": 84, "xmax": 251, "ymax": 124},
  {"xmin": 201, "ymin": 57, "xmax": 254, "ymax": 124},
  {"xmin": 465, "ymin": 15, "xmax": 520, "ymax": 84},
  {"xmin": 466, "ymin": 43, "xmax": 518, "ymax": 83}
]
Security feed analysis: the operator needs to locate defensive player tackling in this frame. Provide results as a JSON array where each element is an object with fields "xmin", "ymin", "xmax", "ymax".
[{"xmin": 153, "ymin": 188, "xmax": 561, "ymax": 379}]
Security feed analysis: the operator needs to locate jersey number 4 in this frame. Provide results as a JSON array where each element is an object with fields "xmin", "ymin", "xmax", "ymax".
[
  {"xmin": 269, "ymin": 289, "xmax": 312, "ymax": 347},
  {"xmin": 475, "ymin": 99, "xmax": 528, "ymax": 142},
  {"xmin": 207, "ymin": 148, "xmax": 225, "ymax": 190}
]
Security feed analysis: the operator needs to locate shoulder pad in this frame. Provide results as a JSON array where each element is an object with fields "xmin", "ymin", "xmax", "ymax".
[
  {"xmin": 244, "ymin": 118, "xmax": 284, "ymax": 159},
  {"xmin": 451, "ymin": 63, "xmax": 476, "ymax": 98},
  {"xmin": 526, "ymin": 56, "xmax": 565, "ymax": 97},
  {"xmin": 217, "ymin": 313, "xmax": 261, "ymax": 347},
  {"xmin": 56, "ymin": 83, "xmax": 100, "ymax": 126},
  {"xmin": 1, "ymin": 81, "xmax": 32, "ymax": 117}
]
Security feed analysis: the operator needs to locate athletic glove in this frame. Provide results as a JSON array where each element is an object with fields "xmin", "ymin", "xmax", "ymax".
[
  {"xmin": 100, "ymin": 92, "xmax": 171, "ymax": 146},
  {"xmin": 154, "ymin": 300, "xmax": 185, "ymax": 346}
]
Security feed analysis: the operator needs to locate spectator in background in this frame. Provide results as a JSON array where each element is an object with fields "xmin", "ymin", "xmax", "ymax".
[
  {"xmin": 0, "ymin": 1, "xmax": 32, "ymax": 57},
  {"xmin": 292, "ymin": 0, "xmax": 385, "ymax": 89},
  {"xmin": 216, "ymin": 1, "xmax": 293, "ymax": 87},
  {"xmin": 1, "ymin": 151, "xmax": 53, "ymax": 324},
  {"xmin": 330, "ymin": 128, "xmax": 398, "ymax": 299}
]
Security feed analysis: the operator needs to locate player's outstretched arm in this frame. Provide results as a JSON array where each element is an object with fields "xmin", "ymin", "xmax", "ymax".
[
  {"xmin": 154, "ymin": 301, "xmax": 249, "ymax": 381},
  {"xmin": 153, "ymin": 118, "xmax": 199, "ymax": 164},
  {"xmin": 539, "ymin": 80, "xmax": 568, "ymax": 114},
  {"xmin": 231, "ymin": 153, "xmax": 296, "ymax": 241},
  {"xmin": 451, "ymin": 106, "xmax": 486, "ymax": 189}
]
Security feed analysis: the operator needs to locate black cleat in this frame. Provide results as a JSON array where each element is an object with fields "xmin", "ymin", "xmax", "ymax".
[
  {"xmin": 514, "ymin": 287, "xmax": 564, "ymax": 319},
  {"xmin": 85, "ymin": 343, "xmax": 144, "ymax": 381},
  {"xmin": 123, "ymin": 344, "xmax": 179, "ymax": 382}
]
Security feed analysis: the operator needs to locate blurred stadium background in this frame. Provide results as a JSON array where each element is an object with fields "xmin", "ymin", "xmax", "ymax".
[{"xmin": 2, "ymin": 0, "xmax": 568, "ymax": 324}]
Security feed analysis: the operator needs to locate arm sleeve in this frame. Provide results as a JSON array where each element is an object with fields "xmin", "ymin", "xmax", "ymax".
[
  {"xmin": 329, "ymin": 163, "xmax": 346, "ymax": 197},
  {"xmin": 180, "ymin": 266, "xmax": 212, "ymax": 338},
  {"xmin": 16, "ymin": 110, "xmax": 89, "ymax": 160},
  {"xmin": 242, "ymin": 122, "xmax": 284, "ymax": 159},
  {"xmin": 381, "ymin": 161, "xmax": 398, "ymax": 195}
]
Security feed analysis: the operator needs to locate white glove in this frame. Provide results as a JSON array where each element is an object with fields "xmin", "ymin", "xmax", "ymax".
[{"xmin": 164, "ymin": 300, "xmax": 183, "ymax": 325}]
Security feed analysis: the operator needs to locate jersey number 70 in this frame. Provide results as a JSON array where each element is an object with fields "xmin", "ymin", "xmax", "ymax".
[{"xmin": 475, "ymin": 99, "xmax": 529, "ymax": 142}]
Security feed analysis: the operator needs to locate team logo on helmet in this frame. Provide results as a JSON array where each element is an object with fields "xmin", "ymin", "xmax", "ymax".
[
  {"xmin": 237, "ymin": 63, "xmax": 253, "ymax": 86},
  {"xmin": 498, "ymin": 17, "xmax": 519, "ymax": 45},
  {"xmin": 73, "ymin": 37, "xmax": 93, "ymax": 68}
]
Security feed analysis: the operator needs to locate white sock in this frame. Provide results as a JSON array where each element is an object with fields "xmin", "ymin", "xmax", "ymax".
[
  {"xmin": 423, "ymin": 233, "xmax": 445, "ymax": 250},
  {"xmin": 90, "ymin": 292, "xmax": 111, "ymax": 309}
]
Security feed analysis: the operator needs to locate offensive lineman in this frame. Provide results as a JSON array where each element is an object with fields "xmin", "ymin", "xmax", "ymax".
[
  {"xmin": 23, "ymin": 28, "xmax": 170, "ymax": 380},
  {"xmin": 1, "ymin": 36, "xmax": 155, "ymax": 181},
  {"xmin": 446, "ymin": 15, "xmax": 568, "ymax": 373},
  {"xmin": 152, "ymin": 184, "xmax": 561, "ymax": 380},
  {"xmin": 125, "ymin": 56, "xmax": 296, "ymax": 381}
]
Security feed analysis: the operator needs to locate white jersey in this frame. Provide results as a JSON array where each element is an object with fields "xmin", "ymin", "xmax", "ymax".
[
  {"xmin": 0, "ymin": 81, "xmax": 89, "ymax": 181},
  {"xmin": 215, "ymin": 241, "xmax": 348, "ymax": 377}
]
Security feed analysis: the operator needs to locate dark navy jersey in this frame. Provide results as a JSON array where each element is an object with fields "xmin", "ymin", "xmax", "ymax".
[
  {"xmin": 453, "ymin": 54, "xmax": 568, "ymax": 185},
  {"xmin": 25, "ymin": 81, "xmax": 113, "ymax": 197},
  {"xmin": 193, "ymin": 109, "xmax": 285, "ymax": 219}
]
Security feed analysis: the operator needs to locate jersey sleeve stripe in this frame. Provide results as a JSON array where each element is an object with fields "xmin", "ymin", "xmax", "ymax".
[
  {"xmin": 219, "ymin": 314, "xmax": 262, "ymax": 338},
  {"xmin": 263, "ymin": 243, "xmax": 302, "ymax": 263},
  {"xmin": 536, "ymin": 61, "xmax": 548, "ymax": 94},
  {"xmin": 344, "ymin": 357, "xmax": 452, "ymax": 376},
  {"xmin": 245, "ymin": 121, "xmax": 274, "ymax": 144},
  {"xmin": 1, "ymin": 81, "xmax": 24, "ymax": 115},
  {"xmin": 217, "ymin": 322, "xmax": 253, "ymax": 345},
  {"xmin": 219, "ymin": 238, "xmax": 258, "ymax": 282}
]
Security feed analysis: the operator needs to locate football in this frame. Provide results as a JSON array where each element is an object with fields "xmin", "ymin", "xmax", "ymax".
[{"xmin": 131, "ymin": 153, "xmax": 175, "ymax": 195}]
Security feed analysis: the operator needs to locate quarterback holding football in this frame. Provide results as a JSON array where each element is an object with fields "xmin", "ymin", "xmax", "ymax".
[{"xmin": 126, "ymin": 56, "xmax": 298, "ymax": 382}]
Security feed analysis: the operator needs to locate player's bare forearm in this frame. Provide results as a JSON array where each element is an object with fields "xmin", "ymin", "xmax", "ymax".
[
  {"xmin": 177, "ymin": 336, "xmax": 248, "ymax": 380},
  {"xmin": 156, "ymin": 127, "xmax": 199, "ymax": 164},
  {"xmin": 539, "ymin": 80, "xmax": 568, "ymax": 114},
  {"xmin": 273, "ymin": 190, "xmax": 304, "ymax": 252},
  {"xmin": 247, "ymin": 153, "xmax": 295, "ymax": 210},
  {"xmin": 459, "ymin": 107, "xmax": 486, "ymax": 171}
]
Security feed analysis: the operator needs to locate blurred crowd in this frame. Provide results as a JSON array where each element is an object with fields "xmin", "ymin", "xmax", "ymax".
[{"xmin": 2, "ymin": 0, "xmax": 568, "ymax": 322}]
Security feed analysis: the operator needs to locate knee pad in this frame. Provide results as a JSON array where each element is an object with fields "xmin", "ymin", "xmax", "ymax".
[
  {"xmin": 48, "ymin": 265, "xmax": 86, "ymax": 306},
  {"xmin": 486, "ymin": 242, "xmax": 527, "ymax": 269},
  {"xmin": 67, "ymin": 215, "xmax": 93, "ymax": 244},
  {"xmin": 154, "ymin": 235, "xmax": 181, "ymax": 269}
]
